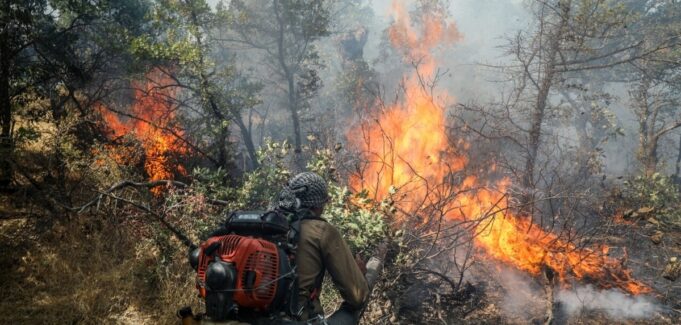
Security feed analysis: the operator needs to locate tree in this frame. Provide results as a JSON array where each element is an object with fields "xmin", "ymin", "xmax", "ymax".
[
  {"xmin": 674, "ymin": 133, "xmax": 681, "ymax": 182},
  {"xmin": 225, "ymin": 0, "xmax": 331, "ymax": 156},
  {"xmin": 623, "ymin": 0, "xmax": 681, "ymax": 177},
  {"xmin": 0, "ymin": 0, "xmax": 148, "ymax": 190},
  {"xmin": 495, "ymin": 0, "xmax": 679, "ymax": 209},
  {"xmin": 130, "ymin": 0, "xmax": 262, "ymax": 170},
  {"xmin": 0, "ymin": 0, "xmax": 51, "ymax": 189},
  {"xmin": 631, "ymin": 78, "xmax": 681, "ymax": 177},
  {"xmin": 562, "ymin": 86, "xmax": 619, "ymax": 172}
]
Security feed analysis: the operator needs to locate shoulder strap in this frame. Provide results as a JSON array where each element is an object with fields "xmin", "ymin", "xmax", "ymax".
[
  {"xmin": 284, "ymin": 208, "xmax": 328, "ymax": 319},
  {"xmin": 287, "ymin": 208, "xmax": 331, "ymax": 320}
]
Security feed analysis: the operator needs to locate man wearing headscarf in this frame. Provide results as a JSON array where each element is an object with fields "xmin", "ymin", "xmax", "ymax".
[{"xmin": 278, "ymin": 172, "xmax": 369, "ymax": 323}]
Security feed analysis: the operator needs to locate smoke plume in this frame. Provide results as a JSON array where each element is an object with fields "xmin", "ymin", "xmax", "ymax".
[{"xmin": 556, "ymin": 285, "xmax": 659, "ymax": 320}]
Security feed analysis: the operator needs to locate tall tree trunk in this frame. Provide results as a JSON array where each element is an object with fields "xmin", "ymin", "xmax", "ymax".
[
  {"xmin": 524, "ymin": 75, "xmax": 554, "ymax": 192},
  {"xmin": 274, "ymin": 0, "xmax": 303, "ymax": 156},
  {"xmin": 0, "ymin": 32, "xmax": 13, "ymax": 189},
  {"xmin": 186, "ymin": 2, "xmax": 258, "ymax": 170},
  {"xmin": 674, "ymin": 133, "xmax": 681, "ymax": 180},
  {"xmin": 287, "ymin": 74, "xmax": 302, "ymax": 153},
  {"xmin": 642, "ymin": 135, "xmax": 659, "ymax": 177},
  {"xmin": 230, "ymin": 111, "xmax": 259, "ymax": 170},
  {"xmin": 522, "ymin": 0, "xmax": 571, "ymax": 206},
  {"xmin": 635, "ymin": 80, "xmax": 659, "ymax": 178},
  {"xmin": 216, "ymin": 126, "xmax": 228, "ymax": 169}
]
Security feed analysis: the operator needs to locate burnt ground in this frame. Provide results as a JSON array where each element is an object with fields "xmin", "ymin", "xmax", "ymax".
[
  {"xmin": 602, "ymin": 217, "xmax": 681, "ymax": 314},
  {"xmin": 361, "ymin": 214, "xmax": 681, "ymax": 324}
]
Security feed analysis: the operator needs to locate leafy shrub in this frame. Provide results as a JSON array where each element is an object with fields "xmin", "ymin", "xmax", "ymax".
[
  {"xmin": 306, "ymin": 145, "xmax": 388, "ymax": 253},
  {"xmin": 192, "ymin": 139, "xmax": 293, "ymax": 212},
  {"xmin": 191, "ymin": 139, "xmax": 388, "ymax": 251},
  {"xmin": 622, "ymin": 173, "xmax": 681, "ymax": 225}
]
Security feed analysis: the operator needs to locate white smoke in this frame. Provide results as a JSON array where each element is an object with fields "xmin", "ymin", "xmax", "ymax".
[
  {"xmin": 481, "ymin": 265, "xmax": 548, "ymax": 322},
  {"xmin": 483, "ymin": 265, "xmax": 660, "ymax": 322},
  {"xmin": 557, "ymin": 285, "xmax": 659, "ymax": 320}
]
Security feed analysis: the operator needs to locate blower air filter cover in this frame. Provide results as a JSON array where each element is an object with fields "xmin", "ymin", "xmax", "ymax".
[{"xmin": 226, "ymin": 211, "xmax": 289, "ymax": 236}]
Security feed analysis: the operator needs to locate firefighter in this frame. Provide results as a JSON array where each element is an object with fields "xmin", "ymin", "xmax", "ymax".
[
  {"xmin": 180, "ymin": 172, "xmax": 372, "ymax": 325},
  {"xmin": 278, "ymin": 172, "xmax": 370, "ymax": 323}
]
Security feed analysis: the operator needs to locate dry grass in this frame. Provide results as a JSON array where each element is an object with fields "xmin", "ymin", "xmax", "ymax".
[{"xmin": 0, "ymin": 205, "xmax": 201, "ymax": 324}]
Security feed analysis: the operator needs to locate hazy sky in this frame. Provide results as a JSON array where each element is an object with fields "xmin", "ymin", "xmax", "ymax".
[{"xmin": 204, "ymin": 0, "xmax": 529, "ymax": 102}]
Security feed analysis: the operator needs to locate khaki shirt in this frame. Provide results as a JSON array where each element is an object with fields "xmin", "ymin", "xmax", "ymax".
[{"xmin": 295, "ymin": 219, "xmax": 369, "ymax": 320}]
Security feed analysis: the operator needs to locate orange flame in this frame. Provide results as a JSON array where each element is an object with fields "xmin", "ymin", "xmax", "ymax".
[
  {"xmin": 99, "ymin": 68, "xmax": 188, "ymax": 195},
  {"xmin": 349, "ymin": 2, "xmax": 649, "ymax": 295}
]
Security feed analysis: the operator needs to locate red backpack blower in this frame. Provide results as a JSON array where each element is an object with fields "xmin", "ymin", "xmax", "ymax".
[
  {"xmin": 180, "ymin": 210, "xmax": 385, "ymax": 325},
  {"xmin": 187, "ymin": 210, "xmax": 301, "ymax": 322}
]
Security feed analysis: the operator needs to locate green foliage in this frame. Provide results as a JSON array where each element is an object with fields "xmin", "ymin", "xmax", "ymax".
[
  {"xmin": 308, "ymin": 145, "xmax": 388, "ymax": 252},
  {"xmin": 163, "ymin": 185, "xmax": 224, "ymax": 240},
  {"xmin": 191, "ymin": 167, "xmax": 232, "ymax": 199},
  {"xmin": 190, "ymin": 139, "xmax": 388, "ymax": 252},
  {"xmin": 128, "ymin": 0, "xmax": 265, "ymax": 167},
  {"xmin": 307, "ymin": 148, "xmax": 388, "ymax": 252},
  {"xmin": 228, "ymin": 139, "xmax": 295, "ymax": 210},
  {"xmin": 129, "ymin": 0, "xmax": 218, "ymax": 69},
  {"xmin": 623, "ymin": 173, "xmax": 681, "ymax": 224},
  {"xmin": 323, "ymin": 184, "xmax": 386, "ymax": 253},
  {"xmin": 189, "ymin": 139, "xmax": 295, "ymax": 230}
]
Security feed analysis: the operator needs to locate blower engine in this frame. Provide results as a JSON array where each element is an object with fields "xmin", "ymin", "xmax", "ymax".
[{"xmin": 188, "ymin": 211, "xmax": 296, "ymax": 321}]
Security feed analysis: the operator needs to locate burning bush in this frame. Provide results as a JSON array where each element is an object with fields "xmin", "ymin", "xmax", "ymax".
[{"xmin": 97, "ymin": 68, "xmax": 189, "ymax": 195}]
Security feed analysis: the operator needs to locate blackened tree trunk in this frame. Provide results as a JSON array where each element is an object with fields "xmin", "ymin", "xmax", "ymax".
[
  {"xmin": 522, "ymin": 0, "xmax": 571, "ymax": 205},
  {"xmin": 638, "ymin": 112, "xmax": 661, "ymax": 178},
  {"xmin": 642, "ymin": 138, "xmax": 659, "ymax": 177},
  {"xmin": 287, "ymin": 74, "xmax": 302, "ymax": 153},
  {"xmin": 0, "ymin": 30, "xmax": 12, "ymax": 189},
  {"xmin": 230, "ymin": 110, "xmax": 259, "ymax": 170}
]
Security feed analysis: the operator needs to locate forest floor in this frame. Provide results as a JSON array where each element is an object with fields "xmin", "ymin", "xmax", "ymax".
[
  {"xmin": 2, "ymin": 191, "xmax": 681, "ymax": 324},
  {"xmin": 0, "ymin": 193, "xmax": 198, "ymax": 325}
]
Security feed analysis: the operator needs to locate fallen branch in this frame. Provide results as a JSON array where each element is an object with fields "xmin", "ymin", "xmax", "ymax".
[
  {"xmin": 99, "ymin": 190, "xmax": 196, "ymax": 249},
  {"xmin": 61, "ymin": 180, "xmax": 186, "ymax": 213},
  {"xmin": 414, "ymin": 267, "xmax": 459, "ymax": 293},
  {"xmin": 63, "ymin": 179, "xmax": 228, "ymax": 213},
  {"xmin": 58, "ymin": 179, "xmax": 232, "ymax": 249}
]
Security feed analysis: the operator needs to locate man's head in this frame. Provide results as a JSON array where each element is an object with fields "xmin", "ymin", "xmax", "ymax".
[{"xmin": 279, "ymin": 172, "xmax": 329, "ymax": 215}]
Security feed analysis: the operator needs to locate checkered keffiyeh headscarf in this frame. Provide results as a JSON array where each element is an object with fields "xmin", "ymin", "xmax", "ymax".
[{"xmin": 278, "ymin": 172, "xmax": 329, "ymax": 210}]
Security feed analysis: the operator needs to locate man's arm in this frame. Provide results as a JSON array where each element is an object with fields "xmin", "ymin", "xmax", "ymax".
[{"xmin": 321, "ymin": 224, "xmax": 370, "ymax": 309}]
